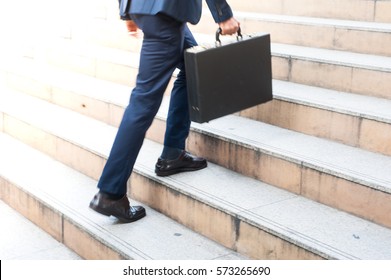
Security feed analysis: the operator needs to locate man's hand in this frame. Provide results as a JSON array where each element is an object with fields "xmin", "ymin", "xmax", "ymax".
[
  {"xmin": 125, "ymin": 20, "xmax": 142, "ymax": 38},
  {"xmin": 125, "ymin": 20, "xmax": 138, "ymax": 33},
  {"xmin": 218, "ymin": 17, "xmax": 240, "ymax": 35}
]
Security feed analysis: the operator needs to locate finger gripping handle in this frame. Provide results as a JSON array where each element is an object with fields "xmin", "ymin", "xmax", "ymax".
[{"xmin": 215, "ymin": 27, "xmax": 243, "ymax": 45}]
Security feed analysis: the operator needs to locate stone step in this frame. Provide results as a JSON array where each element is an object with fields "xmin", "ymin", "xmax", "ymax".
[
  {"xmin": 0, "ymin": 133, "xmax": 244, "ymax": 260},
  {"xmin": 0, "ymin": 200, "xmax": 82, "ymax": 260},
  {"xmin": 191, "ymin": 11, "xmax": 391, "ymax": 56},
  {"xmin": 1, "ymin": 100, "xmax": 391, "ymax": 260},
  {"xmin": 1, "ymin": 84, "xmax": 391, "ymax": 231},
  {"xmin": 241, "ymin": 80, "xmax": 391, "ymax": 157},
  {"xmin": 5, "ymin": 35, "xmax": 391, "ymax": 100},
  {"xmin": 5, "ymin": 52, "xmax": 390, "ymax": 157},
  {"xmin": 226, "ymin": 0, "xmax": 391, "ymax": 23}
]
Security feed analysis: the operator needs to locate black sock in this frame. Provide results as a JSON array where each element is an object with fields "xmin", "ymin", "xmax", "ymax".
[
  {"xmin": 160, "ymin": 146, "xmax": 183, "ymax": 160},
  {"xmin": 99, "ymin": 191, "xmax": 123, "ymax": 200}
]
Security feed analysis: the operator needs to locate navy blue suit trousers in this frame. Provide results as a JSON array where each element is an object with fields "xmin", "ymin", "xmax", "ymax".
[{"xmin": 98, "ymin": 14, "xmax": 197, "ymax": 196}]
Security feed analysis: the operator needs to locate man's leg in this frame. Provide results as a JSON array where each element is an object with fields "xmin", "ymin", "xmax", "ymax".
[
  {"xmin": 90, "ymin": 14, "xmax": 187, "ymax": 222},
  {"xmin": 163, "ymin": 26, "xmax": 197, "ymax": 154},
  {"xmin": 155, "ymin": 27, "xmax": 207, "ymax": 176},
  {"xmin": 97, "ymin": 14, "xmax": 186, "ymax": 196}
]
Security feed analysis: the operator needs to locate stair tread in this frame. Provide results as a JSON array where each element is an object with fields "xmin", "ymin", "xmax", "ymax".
[
  {"xmin": 1, "ymin": 88, "xmax": 391, "ymax": 259},
  {"xmin": 0, "ymin": 132, "xmax": 244, "ymax": 260},
  {"xmin": 272, "ymin": 43, "xmax": 391, "ymax": 71},
  {"xmin": 0, "ymin": 200, "xmax": 82, "ymax": 260}
]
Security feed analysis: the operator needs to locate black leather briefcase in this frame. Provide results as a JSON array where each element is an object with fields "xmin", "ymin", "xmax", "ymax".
[{"xmin": 184, "ymin": 29, "xmax": 273, "ymax": 123}]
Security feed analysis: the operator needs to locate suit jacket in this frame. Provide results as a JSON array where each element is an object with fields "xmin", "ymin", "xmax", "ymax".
[{"xmin": 119, "ymin": 0, "xmax": 233, "ymax": 24}]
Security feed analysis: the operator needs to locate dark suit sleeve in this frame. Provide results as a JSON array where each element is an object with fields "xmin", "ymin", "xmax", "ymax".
[
  {"xmin": 205, "ymin": 0, "xmax": 234, "ymax": 23},
  {"xmin": 118, "ymin": 0, "xmax": 132, "ymax": 20}
]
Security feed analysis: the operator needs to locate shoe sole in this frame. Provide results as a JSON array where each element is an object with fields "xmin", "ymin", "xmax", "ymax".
[
  {"xmin": 117, "ymin": 211, "xmax": 146, "ymax": 223},
  {"xmin": 155, "ymin": 163, "xmax": 207, "ymax": 177},
  {"xmin": 89, "ymin": 204, "xmax": 146, "ymax": 223}
]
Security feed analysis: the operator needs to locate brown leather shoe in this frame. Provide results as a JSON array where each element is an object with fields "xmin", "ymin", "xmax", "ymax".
[
  {"xmin": 89, "ymin": 192, "xmax": 146, "ymax": 223},
  {"xmin": 155, "ymin": 151, "xmax": 207, "ymax": 177}
]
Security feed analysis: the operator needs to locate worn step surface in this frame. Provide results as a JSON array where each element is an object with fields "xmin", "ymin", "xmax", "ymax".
[
  {"xmin": 0, "ymin": 200, "xmax": 82, "ymax": 260},
  {"xmin": 1, "ymin": 92, "xmax": 391, "ymax": 259},
  {"xmin": 0, "ymin": 133, "xmax": 244, "ymax": 260}
]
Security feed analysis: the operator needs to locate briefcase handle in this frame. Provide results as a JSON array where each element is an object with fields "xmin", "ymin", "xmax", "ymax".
[{"xmin": 215, "ymin": 27, "xmax": 243, "ymax": 46}]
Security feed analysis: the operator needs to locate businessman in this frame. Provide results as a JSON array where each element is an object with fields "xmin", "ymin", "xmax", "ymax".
[{"xmin": 90, "ymin": 0, "xmax": 240, "ymax": 223}]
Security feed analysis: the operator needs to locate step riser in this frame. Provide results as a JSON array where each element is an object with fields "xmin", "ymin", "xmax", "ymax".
[
  {"xmin": 129, "ymin": 173, "xmax": 324, "ymax": 260},
  {"xmin": 191, "ymin": 15, "xmax": 391, "ymax": 57},
  {"xmin": 5, "ymin": 69, "xmax": 391, "ymax": 157},
  {"xmin": 4, "ymin": 108, "xmax": 390, "ymax": 230},
  {"xmin": 0, "ymin": 178, "xmax": 125, "ymax": 260},
  {"xmin": 22, "ymin": 49, "xmax": 175, "ymax": 93},
  {"xmin": 249, "ymin": 23, "xmax": 391, "ymax": 57},
  {"xmin": 41, "ymin": 48, "xmax": 139, "ymax": 87},
  {"xmin": 3, "ymin": 66, "xmax": 174, "ymax": 115},
  {"xmin": 9, "ymin": 39, "xmax": 139, "ymax": 87},
  {"xmin": 70, "ymin": 21, "xmax": 143, "ymax": 53},
  {"xmin": 273, "ymin": 56, "xmax": 391, "ymax": 100},
  {"xmin": 3, "ymin": 116, "xmax": 106, "ymax": 181},
  {"xmin": 0, "ymin": 115, "xmax": 325, "ymax": 259},
  {"xmin": 376, "ymin": 1, "xmax": 391, "ymax": 23},
  {"xmin": 227, "ymin": 0, "xmax": 391, "ymax": 23},
  {"xmin": 4, "ymin": 71, "xmax": 125, "ymax": 127},
  {"xmin": 239, "ymin": 100, "xmax": 391, "ymax": 157}
]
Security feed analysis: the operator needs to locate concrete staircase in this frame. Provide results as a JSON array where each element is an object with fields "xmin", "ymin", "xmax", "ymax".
[{"xmin": 1, "ymin": 0, "xmax": 391, "ymax": 259}]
